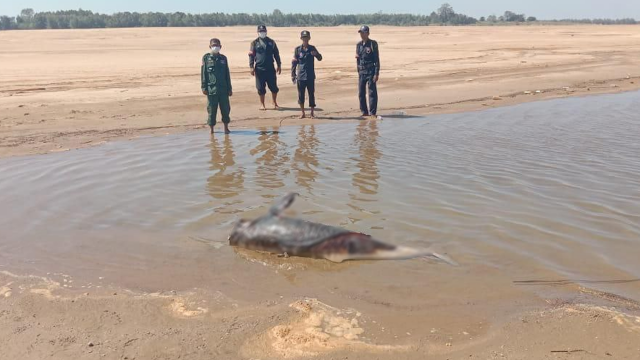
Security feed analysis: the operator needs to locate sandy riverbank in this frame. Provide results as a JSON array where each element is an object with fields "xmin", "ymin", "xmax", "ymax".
[
  {"xmin": 1, "ymin": 270, "xmax": 639, "ymax": 359},
  {"xmin": 1, "ymin": 25, "xmax": 640, "ymax": 157}
]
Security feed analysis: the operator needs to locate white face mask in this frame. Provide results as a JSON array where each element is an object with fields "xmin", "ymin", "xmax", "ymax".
[
  {"xmin": 211, "ymin": 46, "xmax": 221, "ymax": 54},
  {"xmin": 258, "ymin": 32, "xmax": 267, "ymax": 39}
]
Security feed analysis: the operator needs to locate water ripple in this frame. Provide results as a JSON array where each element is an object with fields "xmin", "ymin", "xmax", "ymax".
[{"xmin": 0, "ymin": 92, "xmax": 639, "ymax": 298}]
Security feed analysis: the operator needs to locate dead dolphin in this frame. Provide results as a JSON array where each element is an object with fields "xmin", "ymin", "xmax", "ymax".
[{"xmin": 228, "ymin": 193, "xmax": 455, "ymax": 264}]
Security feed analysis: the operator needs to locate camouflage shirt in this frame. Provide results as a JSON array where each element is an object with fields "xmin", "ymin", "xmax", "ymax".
[{"xmin": 201, "ymin": 53, "xmax": 232, "ymax": 95}]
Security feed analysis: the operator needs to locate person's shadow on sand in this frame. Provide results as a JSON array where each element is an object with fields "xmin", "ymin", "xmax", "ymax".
[
  {"xmin": 275, "ymin": 106, "xmax": 325, "ymax": 112},
  {"xmin": 273, "ymin": 106, "xmax": 300, "ymax": 112}
]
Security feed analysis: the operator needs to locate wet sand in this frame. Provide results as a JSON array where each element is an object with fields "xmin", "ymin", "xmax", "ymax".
[
  {"xmin": 1, "ymin": 90, "xmax": 640, "ymax": 359},
  {"xmin": 1, "ymin": 25, "xmax": 640, "ymax": 157},
  {"xmin": 2, "ymin": 270, "xmax": 640, "ymax": 360}
]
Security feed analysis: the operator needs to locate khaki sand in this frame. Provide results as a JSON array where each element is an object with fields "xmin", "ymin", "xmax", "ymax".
[
  {"xmin": 1, "ymin": 271, "xmax": 640, "ymax": 359},
  {"xmin": 1, "ymin": 25, "xmax": 640, "ymax": 157}
]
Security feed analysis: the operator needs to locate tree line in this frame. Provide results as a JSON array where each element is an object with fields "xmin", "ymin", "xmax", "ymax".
[
  {"xmin": 1, "ymin": 6, "xmax": 475, "ymax": 31},
  {"xmin": 539, "ymin": 18, "xmax": 638, "ymax": 25},
  {"xmin": 0, "ymin": 5, "xmax": 637, "ymax": 31},
  {"xmin": 478, "ymin": 11, "xmax": 636, "ymax": 24}
]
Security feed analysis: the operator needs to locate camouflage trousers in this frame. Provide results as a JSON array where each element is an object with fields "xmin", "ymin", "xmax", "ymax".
[{"xmin": 207, "ymin": 94, "xmax": 231, "ymax": 126}]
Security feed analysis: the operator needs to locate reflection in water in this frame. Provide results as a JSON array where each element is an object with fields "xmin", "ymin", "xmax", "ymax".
[
  {"xmin": 351, "ymin": 120, "xmax": 382, "ymax": 196},
  {"xmin": 346, "ymin": 120, "xmax": 383, "ymax": 223},
  {"xmin": 293, "ymin": 125, "xmax": 320, "ymax": 194},
  {"xmin": 207, "ymin": 135, "xmax": 244, "ymax": 199},
  {"xmin": 250, "ymin": 127, "xmax": 290, "ymax": 198}
]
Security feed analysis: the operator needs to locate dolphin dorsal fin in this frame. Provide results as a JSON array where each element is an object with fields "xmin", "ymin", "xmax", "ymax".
[{"xmin": 269, "ymin": 192, "xmax": 299, "ymax": 216}]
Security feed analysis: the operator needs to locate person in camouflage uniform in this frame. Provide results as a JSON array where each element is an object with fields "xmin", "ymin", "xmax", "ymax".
[{"xmin": 202, "ymin": 38, "xmax": 233, "ymax": 134}]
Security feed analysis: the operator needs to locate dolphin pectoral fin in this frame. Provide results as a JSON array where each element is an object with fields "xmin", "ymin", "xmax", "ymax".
[{"xmin": 269, "ymin": 192, "xmax": 300, "ymax": 216}]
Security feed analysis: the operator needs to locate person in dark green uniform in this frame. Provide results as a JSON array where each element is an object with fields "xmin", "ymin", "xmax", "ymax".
[{"xmin": 201, "ymin": 38, "xmax": 233, "ymax": 134}]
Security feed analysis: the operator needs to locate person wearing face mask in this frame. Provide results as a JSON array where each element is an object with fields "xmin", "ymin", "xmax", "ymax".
[
  {"xmin": 249, "ymin": 25, "xmax": 282, "ymax": 110},
  {"xmin": 355, "ymin": 25, "xmax": 380, "ymax": 118},
  {"xmin": 291, "ymin": 30, "xmax": 322, "ymax": 119},
  {"xmin": 201, "ymin": 38, "xmax": 233, "ymax": 134}
]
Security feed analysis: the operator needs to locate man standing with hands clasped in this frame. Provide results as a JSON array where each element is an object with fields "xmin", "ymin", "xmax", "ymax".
[
  {"xmin": 355, "ymin": 25, "xmax": 380, "ymax": 118},
  {"xmin": 201, "ymin": 38, "xmax": 232, "ymax": 134},
  {"xmin": 249, "ymin": 25, "xmax": 282, "ymax": 110},
  {"xmin": 291, "ymin": 30, "xmax": 323, "ymax": 119}
]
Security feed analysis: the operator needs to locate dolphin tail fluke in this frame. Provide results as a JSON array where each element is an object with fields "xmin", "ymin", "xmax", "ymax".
[
  {"xmin": 376, "ymin": 247, "xmax": 458, "ymax": 265},
  {"xmin": 269, "ymin": 192, "xmax": 300, "ymax": 216},
  {"xmin": 419, "ymin": 251, "xmax": 459, "ymax": 266}
]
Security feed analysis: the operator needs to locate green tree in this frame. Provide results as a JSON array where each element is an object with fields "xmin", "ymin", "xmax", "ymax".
[
  {"xmin": 504, "ymin": 11, "xmax": 526, "ymax": 22},
  {"xmin": 20, "ymin": 8, "xmax": 35, "ymax": 19},
  {"xmin": 429, "ymin": 11, "xmax": 439, "ymax": 23},
  {"xmin": 437, "ymin": 3, "xmax": 455, "ymax": 23},
  {"xmin": 33, "ymin": 14, "xmax": 47, "ymax": 28},
  {"xmin": 0, "ymin": 15, "xmax": 17, "ymax": 30}
]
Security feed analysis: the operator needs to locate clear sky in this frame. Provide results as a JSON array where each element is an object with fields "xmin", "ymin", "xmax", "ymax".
[{"xmin": 2, "ymin": 0, "xmax": 639, "ymax": 20}]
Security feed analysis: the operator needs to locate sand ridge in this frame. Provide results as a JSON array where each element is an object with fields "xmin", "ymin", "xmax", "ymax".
[{"xmin": 257, "ymin": 298, "xmax": 410, "ymax": 358}]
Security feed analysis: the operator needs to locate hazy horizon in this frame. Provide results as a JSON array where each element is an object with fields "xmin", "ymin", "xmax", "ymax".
[{"xmin": 2, "ymin": 1, "xmax": 640, "ymax": 20}]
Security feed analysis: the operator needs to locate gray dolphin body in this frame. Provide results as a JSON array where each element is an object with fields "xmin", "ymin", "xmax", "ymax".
[{"xmin": 228, "ymin": 193, "xmax": 455, "ymax": 264}]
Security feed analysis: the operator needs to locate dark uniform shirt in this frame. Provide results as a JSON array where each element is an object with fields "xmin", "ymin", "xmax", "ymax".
[
  {"xmin": 201, "ymin": 53, "xmax": 232, "ymax": 95},
  {"xmin": 291, "ymin": 45, "xmax": 322, "ymax": 81},
  {"xmin": 355, "ymin": 39, "xmax": 380, "ymax": 76},
  {"xmin": 249, "ymin": 37, "xmax": 281, "ymax": 72}
]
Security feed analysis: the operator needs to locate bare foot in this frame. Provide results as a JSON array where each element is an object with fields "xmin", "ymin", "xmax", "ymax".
[
  {"xmin": 310, "ymin": 111, "xmax": 315, "ymax": 119},
  {"xmin": 224, "ymin": 125, "xmax": 230, "ymax": 134},
  {"xmin": 259, "ymin": 107, "xmax": 267, "ymax": 111},
  {"xmin": 299, "ymin": 113, "xmax": 306, "ymax": 119},
  {"xmin": 209, "ymin": 125, "xmax": 214, "ymax": 134},
  {"xmin": 273, "ymin": 103, "xmax": 280, "ymax": 110}
]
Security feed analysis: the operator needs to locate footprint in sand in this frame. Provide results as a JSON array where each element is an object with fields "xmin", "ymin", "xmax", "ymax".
[{"xmin": 0, "ymin": 282, "xmax": 13, "ymax": 298}]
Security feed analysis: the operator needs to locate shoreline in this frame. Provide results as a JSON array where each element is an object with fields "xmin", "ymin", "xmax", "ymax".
[{"xmin": 2, "ymin": 77, "xmax": 639, "ymax": 159}]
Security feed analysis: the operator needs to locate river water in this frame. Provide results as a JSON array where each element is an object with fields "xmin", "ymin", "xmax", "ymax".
[{"xmin": 1, "ymin": 92, "xmax": 639, "ymax": 329}]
